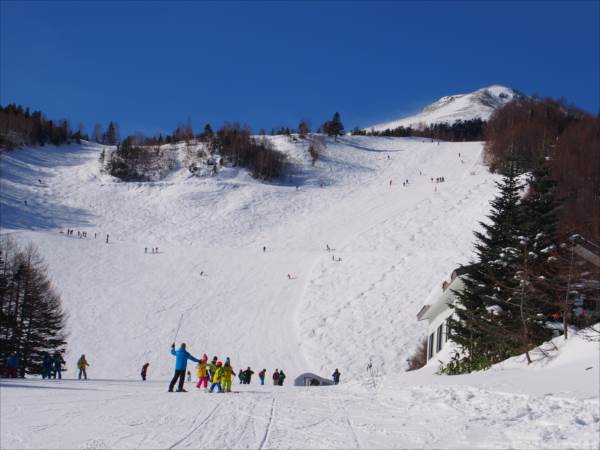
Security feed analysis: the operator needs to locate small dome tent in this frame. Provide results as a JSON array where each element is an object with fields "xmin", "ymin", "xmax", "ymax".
[{"xmin": 294, "ymin": 372, "xmax": 335, "ymax": 387}]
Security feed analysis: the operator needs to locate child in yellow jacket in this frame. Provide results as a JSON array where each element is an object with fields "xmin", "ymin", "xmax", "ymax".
[
  {"xmin": 195, "ymin": 354, "xmax": 209, "ymax": 390},
  {"xmin": 222, "ymin": 361, "xmax": 235, "ymax": 393},
  {"xmin": 209, "ymin": 362, "xmax": 223, "ymax": 393}
]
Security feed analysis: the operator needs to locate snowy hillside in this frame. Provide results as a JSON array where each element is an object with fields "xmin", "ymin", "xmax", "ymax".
[
  {"xmin": 367, "ymin": 85, "xmax": 522, "ymax": 131},
  {"xmin": 0, "ymin": 136, "xmax": 498, "ymax": 380},
  {"xmin": 2, "ymin": 136, "xmax": 599, "ymax": 449}
]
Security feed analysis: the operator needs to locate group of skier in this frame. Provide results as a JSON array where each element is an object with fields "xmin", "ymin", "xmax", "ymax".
[
  {"xmin": 62, "ymin": 229, "xmax": 108, "ymax": 243},
  {"xmin": 167, "ymin": 343, "xmax": 291, "ymax": 393},
  {"xmin": 40, "ymin": 351, "xmax": 66, "ymax": 379}
]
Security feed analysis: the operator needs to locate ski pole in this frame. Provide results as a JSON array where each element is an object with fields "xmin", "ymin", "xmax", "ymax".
[{"xmin": 173, "ymin": 313, "xmax": 184, "ymax": 344}]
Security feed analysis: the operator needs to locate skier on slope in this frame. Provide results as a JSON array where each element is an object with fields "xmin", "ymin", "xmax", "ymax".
[
  {"xmin": 258, "ymin": 369, "xmax": 266, "ymax": 385},
  {"xmin": 208, "ymin": 356, "xmax": 218, "ymax": 380},
  {"xmin": 243, "ymin": 367, "xmax": 254, "ymax": 384},
  {"xmin": 41, "ymin": 353, "xmax": 52, "ymax": 379},
  {"xmin": 222, "ymin": 360, "xmax": 235, "ymax": 393},
  {"xmin": 52, "ymin": 351, "xmax": 65, "ymax": 379},
  {"xmin": 238, "ymin": 369, "xmax": 245, "ymax": 384},
  {"xmin": 332, "ymin": 369, "xmax": 341, "ymax": 385},
  {"xmin": 278, "ymin": 370, "xmax": 286, "ymax": 386},
  {"xmin": 77, "ymin": 354, "xmax": 89, "ymax": 380},
  {"xmin": 168, "ymin": 343, "xmax": 200, "ymax": 392},
  {"xmin": 272, "ymin": 369, "xmax": 280, "ymax": 386},
  {"xmin": 195, "ymin": 354, "xmax": 209, "ymax": 390},
  {"xmin": 141, "ymin": 362, "xmax": 149, "ymax": 381},
  {"xmin": 209, "ymin": 361, "xmax": 223, "ymax": 393}
]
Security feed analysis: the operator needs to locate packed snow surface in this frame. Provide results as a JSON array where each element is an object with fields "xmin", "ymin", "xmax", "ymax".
[
  {"xmin": 1, "ymin": 135, "xmax": 598, "ymax": 449},
  {"xmin": 367, "ymin": 85, "xmax": 521, "ymax": 132}
]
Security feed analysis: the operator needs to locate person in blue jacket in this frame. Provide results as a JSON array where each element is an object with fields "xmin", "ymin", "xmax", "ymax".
[{"xmin": 168, "ymin": 342, "xmax": 199, "ymax": 392}]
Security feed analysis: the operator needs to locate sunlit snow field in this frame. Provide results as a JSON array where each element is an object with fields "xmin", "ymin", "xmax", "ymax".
[{"xmin": 1, "ymin": 136, "xmax": 598, "ymax": 449}]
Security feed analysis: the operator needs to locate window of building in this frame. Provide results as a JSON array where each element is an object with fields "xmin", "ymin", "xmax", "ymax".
[
  {"xmin": 436, "ymin": 324, "xmax": 443, "ymax": 352},
  {"xmin": 428, "ymin": 333, "xmax": 434, "ymax": 360}
]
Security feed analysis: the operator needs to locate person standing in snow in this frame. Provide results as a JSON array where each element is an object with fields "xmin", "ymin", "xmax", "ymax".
[
  {"xmin": 52, "ymin": 351, "xmax": 65, "ymax": 379},
  {"xmin": 168, "ymin": 343, "xmax": 200, "ymax": 392},
  {"xmin": 278, "ymin": 370, "xmax": 286, "ymax": 386},
  {"xmin": 196, "ymin": 354, "xmax": 209, "ymax": 390},
  {"xmin": 41, "ymin": 353, "xmax": 52, "ymax": 379},
  {"xmin": 77, "ymin": 354, "xmax": 89, "ymax": 380},
  {"xmin": 208, "ymin": 356, "xmax": 218, "ymax": 380},
  {"xmin": 209, "ymin": 361, "xmax": 223, "ymax": 393},
  {"xmin": 141, "ymin": 362, "xmax": 149, "ymax": 381},
  {"xmin": 332, "ymin": 369, "xmax": 341, "ymax": 385},
  {"xmin": 258, "ymin": 369, "xmax": 266, "ymax": 385},
  {"xmin": 222, "ymin": 361, "xmax": 235, "ymax": 393},
  {"xmin": 243, "ymin": 367, "xmax": 254, "ymax": 384},
  {"xmin": 272, "ymin": 369, "xmax": 280, "ymax": 386},
  {"xmin": 105, "ymin": 234, "xmax": 109, "ymax": 244},
  {"xmin": 5, "ymin": 354, "xmax": 18, "ymax": 378},
  {"xmin": 238, "ymin": 369, "xmax": 244, "ymax": 384}
]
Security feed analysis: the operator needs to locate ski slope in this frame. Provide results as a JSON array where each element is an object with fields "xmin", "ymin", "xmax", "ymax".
[
  {"xmin": 367, "ymin": 85, "xmax": 521, "ymax": 132},
  {"xmin": 1, "ymin": 136, "xmax": 598, "ymax": 449},
  {"xmin": 1, "ymin": 332, "xmax": 598, "ymax": 449},
  {"xmin": 0, "ymin": 136, "xmax": 500, "ymax": 380}
]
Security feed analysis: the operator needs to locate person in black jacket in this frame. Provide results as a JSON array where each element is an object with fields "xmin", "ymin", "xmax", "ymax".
[
  {"xmin": 141, "ymin": 362, "xmax": 150, "ymax": 381},
  {"xmin": 332, "ymin": 369, "xmax": 341, "ymax": 385},
  {"xmin": 243, "ymin": 367, "xmax": 254, "ymax": 384}
]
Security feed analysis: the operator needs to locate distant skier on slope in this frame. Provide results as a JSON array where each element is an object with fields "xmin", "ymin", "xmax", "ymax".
[
  {"xmin": 77, "ymin": 354, "xmax": 89, "ymax": 380},
  {"xmin": 52, "ymin": 351, "xmax": 65, "ymax": 379},
  {"xmin": 243, "ymin": 367, "xmax": 254, "ymax": 384},
  {"xmin": 106, "ymin": 234, "xmax": 109, "ymax": 244},
  {"xmin": 332, "ymin": 369, "xmax": 341, "ymax": 385},
  {"xmin": 41, "ymin": 353, "xmax": 52, "ymax": 379},
  {"xmin": 238, "ymin": 369, "xmax": 245, "ymax": 384},
  {"xmin": 278, "ymin": 370, "xmax": 286, "ymax": 386},
  {"xmin": 168, "ymin": 343, "xmax": 199, "ymax": 392},
  {"xmin": 272, "ymin": 369, "xmax": 280, "ymax": 386},
  {"xmin": 141, "ymin": 362, "xmax": 149, "ymax": 381},
  {"xmin": 258, "ymin": 369, "xmax": 266, "ymax": 385}
]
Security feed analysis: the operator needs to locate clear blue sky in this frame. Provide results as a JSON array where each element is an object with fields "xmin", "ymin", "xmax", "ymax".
[{"xmin": 1, "ymin": 1, "xmax": 598, "ymax": 137}]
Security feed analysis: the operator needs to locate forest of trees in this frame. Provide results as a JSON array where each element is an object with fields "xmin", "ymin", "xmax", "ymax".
[
  {"xmin": 484, "ymin": 98, "xmax": 598, "ymax": 242},
  {"xmin": 352, "ymin": 118, "xmax": 486, "ymax": 141},
  {"xmin": 104, "ymin": 122, "xmax": 288, "ymax": 182},
  {"xmin": 0, "ymin": 238, "xmax": 68, "ymax": 377},
  {"xmin": 0, "ymin": 104, "xmax": 82, "ymax": 149}
]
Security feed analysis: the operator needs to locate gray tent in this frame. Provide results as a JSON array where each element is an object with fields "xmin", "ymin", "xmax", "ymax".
[{"xmin": 294, "ymin": 372, "xmax": 335, "ymax": 387}]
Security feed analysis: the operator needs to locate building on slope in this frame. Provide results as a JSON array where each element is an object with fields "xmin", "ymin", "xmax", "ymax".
[
  {"xmin": 416, "ymin": 266, "xmax": 473, "ymax": 362},
  {"xmin": 418, "ymin": 237, "xmax": 600, "ymax": 363}
]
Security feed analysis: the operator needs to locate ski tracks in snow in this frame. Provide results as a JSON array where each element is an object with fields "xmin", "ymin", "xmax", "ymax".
[
  {"xmin": 165, "ymin": 397, "xmax": 225, "ymax": 450},
  {"xmin": 258, "ymin": 397, "xmax": 276, "ymax": 450}
]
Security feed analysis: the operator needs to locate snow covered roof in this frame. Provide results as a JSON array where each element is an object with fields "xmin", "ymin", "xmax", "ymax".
[{"xmin": 417, "ymin": 266, "xmax": 473, "ymax": 322}]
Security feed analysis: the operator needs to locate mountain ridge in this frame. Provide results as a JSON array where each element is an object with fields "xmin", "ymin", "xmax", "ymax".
[{"xmin": 367, "ymin": 85, "xmax": 523, "ymax": 132}]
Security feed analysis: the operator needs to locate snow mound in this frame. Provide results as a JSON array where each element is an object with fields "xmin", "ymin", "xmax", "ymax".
[{"xmin": 368, "ymin": 85, "xmax": 523, "ymax": 131}]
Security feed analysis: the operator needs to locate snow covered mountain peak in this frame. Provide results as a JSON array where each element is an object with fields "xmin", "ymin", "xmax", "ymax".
[{"xmin": 368, "ymin": 85, "xmax": 523, "ymax": 132}]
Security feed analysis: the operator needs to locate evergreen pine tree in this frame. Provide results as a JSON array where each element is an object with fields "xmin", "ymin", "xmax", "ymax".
[{"xmin": 445, "ymin": 164, "xmax": 526, "ymax": 373}]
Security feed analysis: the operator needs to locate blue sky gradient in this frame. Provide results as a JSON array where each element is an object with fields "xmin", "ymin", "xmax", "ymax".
[{"xmin": 1, "ymin": 1, "xmax": 598, "ymax": 137}]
